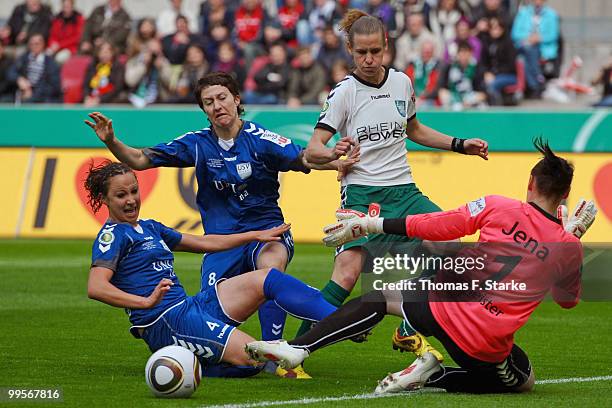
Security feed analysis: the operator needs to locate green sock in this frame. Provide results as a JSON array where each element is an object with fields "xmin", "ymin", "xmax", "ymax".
[
  {"xmin": 295, "ymin": 280, "xmax": 350, "ymax": 337},
  {"xmin": 398, "ymin": 319, "xmax": 417, "ymax": 336}
]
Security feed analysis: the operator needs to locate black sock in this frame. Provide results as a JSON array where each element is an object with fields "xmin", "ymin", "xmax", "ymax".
[
  {"xmin": 426, "ymin": 366, "xmax": 516, "ymax": 394},
  {"xmin": 289, "ymin": 290, "xmax": 387, "ymax": 354}
]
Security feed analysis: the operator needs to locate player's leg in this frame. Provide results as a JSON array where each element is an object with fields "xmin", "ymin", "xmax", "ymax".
[
  {"xmin": 295, "ymin": 247, "xmax": 364, "ymax": 337},
  {"xmin": 378, "ymin": 298, "xmax": 534, "ymax": 394},
  {"xmin": 216, "ymin": 268, "xmax": 336, "ymax": 324},
  {"xmin": 254, "ymin": 239, "xmax": 290, "ymax": 342},
  {"xmin": 246, "ymin": 290, "xmax": 401, "ymax": 368},
  {"xmin": 200, "ymin": 246, "xmax": 244, "ymax": 292},
  {"xmin": 389, "ymin": 183, "xmax": 444, "ymax": 361}
]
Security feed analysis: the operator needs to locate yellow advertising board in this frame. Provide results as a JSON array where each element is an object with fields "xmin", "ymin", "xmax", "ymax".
[{"xmin": 2, "ymin": 148, "xmax": 611, "ymax": 242}]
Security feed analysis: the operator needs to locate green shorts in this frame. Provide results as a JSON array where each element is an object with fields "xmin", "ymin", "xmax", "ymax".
[{"xmin": 337, "ymin": 183, "xmax": 442, "ymax": 255}]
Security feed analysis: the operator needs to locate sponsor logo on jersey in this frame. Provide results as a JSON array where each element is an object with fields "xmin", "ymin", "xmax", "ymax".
[
  {"xmin": 467, "ymin": 197, "xmax": 486, "ymax": 216},
  {"xmin": 142, "ymin": 241, "xmax": 157, "ymax": 251},
  {"xmin": 260, "ymin": 130, "xmax": 292, "ymax": 147},
  {"xmin": 152, "ymin": 260, "xmax": 173, "ymax": 271},
  {"xmin": 395, "ymin": 100, "xmax": 406, "ymax": 117},
  {"xmin": 321, "ymin": 101, "xmax": 329, "ymax": 112},
  {"xmin": 206, "ymin": 158, "xmax": 224, "ymax": 168},
  {"xmin": 236, "ymin": 162, "xmax": 252, "ymax": 180},
  {"xmin": 223, "ymin": 156, "xmax": 237, "ymax": 161},
  {"xmin": 371, "ymin": 93, "xmax": 390, "ymax": 100},
  {"xmin": 356, "ymin": 122, "xmax": 405, "ymax": 143}
]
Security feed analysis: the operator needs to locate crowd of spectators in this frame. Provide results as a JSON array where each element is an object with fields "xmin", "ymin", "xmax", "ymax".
[{"xmin": 0, "ymin": 0, "xmax": 601, "ymax": 109}]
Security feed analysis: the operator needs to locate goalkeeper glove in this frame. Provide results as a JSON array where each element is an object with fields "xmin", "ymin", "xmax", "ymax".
[
  {"xmin": 557, "ymin": 199, "xmax": 598, "ymax": 239},
  {"xmin": 322, "ymin": 203, "xmax": 383, "ymax": 247}
]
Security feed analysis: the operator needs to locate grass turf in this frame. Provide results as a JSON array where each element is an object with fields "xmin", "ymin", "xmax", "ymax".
[{"xmin": 0, "ymin": 240, "xmax": 610, "ymax": 407}]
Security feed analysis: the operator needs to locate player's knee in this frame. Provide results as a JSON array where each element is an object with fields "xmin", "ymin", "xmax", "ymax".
[{"xmin": 333, "ymin": 252, "xmax": 362, "ymax": 289}]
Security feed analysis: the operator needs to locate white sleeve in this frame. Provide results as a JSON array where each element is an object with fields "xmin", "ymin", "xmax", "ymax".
[
  {"xmin": 406, "ymin": 76, "xmax": 417, "ymax": 121},
  {"xmin": 315, "ymin": 77, "xmax": 352, "ymax": 134}
]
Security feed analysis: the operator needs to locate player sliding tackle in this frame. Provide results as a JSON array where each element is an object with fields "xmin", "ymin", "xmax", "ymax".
[{"xmin": 246, "ymin": 138, "xmax": 597, "ymax": 394}]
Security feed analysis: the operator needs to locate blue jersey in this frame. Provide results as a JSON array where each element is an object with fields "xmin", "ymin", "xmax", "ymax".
[
  {"xmin": 143, "ymin": 121, "xmax": 308, "ymax": 234},
  {"xmin": 90, "ymin": 219, "xmax": 185, "ymax": 326}
]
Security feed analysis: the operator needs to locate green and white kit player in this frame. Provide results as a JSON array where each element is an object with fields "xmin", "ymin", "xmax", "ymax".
[{"xmin": 299, "ymin": 9, "xmax": 489, "ymax": 361}]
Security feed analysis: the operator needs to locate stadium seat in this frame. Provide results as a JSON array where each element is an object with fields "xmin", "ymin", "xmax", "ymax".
[
  {"xmin": 503, "ymin": 58, "xmax": 526, "ymax": 104},
  {"xmin": 60, "ymin": 55, "xmax": 92, "ymax": 104},
  {"xmin": 243, "ymin": 56, "xmax": 270, "ymax": 92}
]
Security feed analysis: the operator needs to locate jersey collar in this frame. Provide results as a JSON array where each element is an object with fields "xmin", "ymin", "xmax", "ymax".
[
  {"xmin": 351, "ymin": 66, "xmax": 389, "ymax": 89},
  {"xmin": 528, "ymin": 201, "xmax": 562, "ymax": 225}
]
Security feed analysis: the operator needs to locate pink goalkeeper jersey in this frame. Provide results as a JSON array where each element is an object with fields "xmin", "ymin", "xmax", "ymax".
[{"xmin": 405, "ymin": 195, "xmax": 582, "ymax": 363}]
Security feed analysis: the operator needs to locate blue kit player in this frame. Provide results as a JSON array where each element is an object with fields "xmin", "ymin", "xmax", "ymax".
[
  {"xmin": 85, "ymin": 72, "xmax": 358, "ymax": 378},
  {"xmin": 85, "ymin": 161, "xmax": 337, "ymax": 377}
]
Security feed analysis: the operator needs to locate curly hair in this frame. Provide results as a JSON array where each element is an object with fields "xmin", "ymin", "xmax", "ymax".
[{"xmin": 84, "ymin": 160, "xmax": 135, "ymax": 214}]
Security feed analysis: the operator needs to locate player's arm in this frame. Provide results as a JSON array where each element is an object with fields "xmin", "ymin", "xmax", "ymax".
[
  {"xmin": 551, "ymin": 246, "xmax": 583, "ymax": 309},
  {"xmin": 323, "ymin": 201, "xmax": 484, "ymax": 247},
  {"xmin": 305, "ymin": 127, "xmax": 354, "ymax": 164},
  {"xmin": 85, "ymin": 112, "xmax": 153, "ymax": 170},
  {"xmin": 300, "ymin": 144, "xmax": 360, "ymax": 175},
  {"xmin": 173, "ymin": 224, "xmax": 291, "ymax": 253},
  {"xmin": 406, "ymin": 118, "xmax": 488, "ymax": 160},
  {"xmin": 87, "ymin": 266, "xmax": 172, "ymax": 309}
]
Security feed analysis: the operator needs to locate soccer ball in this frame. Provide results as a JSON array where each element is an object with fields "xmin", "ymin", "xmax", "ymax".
[{"xmin": 145, "ymin": 345, "xmax": 201, "ymax": 398}]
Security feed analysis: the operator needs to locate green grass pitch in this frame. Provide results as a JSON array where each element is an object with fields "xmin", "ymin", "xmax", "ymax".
[{"xmin": 0, "ymin": 239, "xmax": 610, "ymax": 407}]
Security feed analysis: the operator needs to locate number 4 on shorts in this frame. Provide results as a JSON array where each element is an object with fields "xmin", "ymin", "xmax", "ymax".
[{"xmin": 207, "ymin": 321, "xmax": 220, "ymax": 331}]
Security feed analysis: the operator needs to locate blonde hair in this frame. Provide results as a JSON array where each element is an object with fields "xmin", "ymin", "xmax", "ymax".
[{"xmin": 338, "ymin": 9, "xmax": 385, "ymax": 47}]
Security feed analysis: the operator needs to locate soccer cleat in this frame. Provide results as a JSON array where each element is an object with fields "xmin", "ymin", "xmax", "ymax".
[
  {"xmin": 392, "ymin": 329, "xmax": 444, "ymax": 362},
  {"xmin": 245, "ymin": 340, "xmax": 309, "ymax": 369},
  {"xmin": 275, "ymin": 364, "xmax": 312, "ymax": 379},
  {"xmin": 374, "ymin": 352, "xmax": 442, "ymax": 394}
]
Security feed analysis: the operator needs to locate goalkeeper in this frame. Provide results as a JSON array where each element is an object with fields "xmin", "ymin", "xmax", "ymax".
[{"xmin": 246, "ymin": 138, "xmax": 597, "ymax": 394}]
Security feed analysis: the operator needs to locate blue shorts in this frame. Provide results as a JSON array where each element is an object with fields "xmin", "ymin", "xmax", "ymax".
[
  {"xmin": 132, "ymin": 283, "xmax": 239, "ymax": 365},
  {"xmin": 200, "ymin": 230, "xmax": 294, "ymax": 290}
]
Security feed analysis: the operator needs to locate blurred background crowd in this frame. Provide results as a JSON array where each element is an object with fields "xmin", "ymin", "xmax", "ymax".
[{"xmin": 0, "ymin": 0, "xmax": 610, "ymax": 109}]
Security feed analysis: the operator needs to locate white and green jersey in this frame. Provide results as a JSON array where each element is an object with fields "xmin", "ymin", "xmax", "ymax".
[{"xmin": 316, "ymin": 67, "xmax": 417, "ymax": 187}]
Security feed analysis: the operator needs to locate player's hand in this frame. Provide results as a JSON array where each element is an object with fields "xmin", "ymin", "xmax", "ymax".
[
  {"xmin": 144, "ymin": 278, "xmax": 174, "ymax": 308},
  {"xmin": 336, "ymin": 144, "xmax": 360, "ymax": 181},
  {"xmin": 562, "ymin": 199, "xmax": 598, "ymax": 239},
  {"xmin": 253, "ymin": 223, "xmax": 291, "ymax": 242},
  {"xmin": 85, "ymin": 112, "xmax": 116, "ymax": 144},
  {"xmin": 464, "ymin": 138, "xmax": 488, "ymax": 160},
  {"xmin": 331, "ymin": 136, "xmax": 355, "ymax": 159},
  {"xmin": 322, "ymin": 204, "xmax": 382, "ymax": 247}
]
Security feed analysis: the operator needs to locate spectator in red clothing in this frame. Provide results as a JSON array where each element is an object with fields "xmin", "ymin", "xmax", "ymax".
[
  {"xmin": 235, "ymin": 0, "xmax": 268, "ymax": 65},
  {"xmin": 48, "ymin": 0, "xmax": 84, "ymax": 65},
  {"xmin": 406, "ymin": 40, "xmax": 440, "ymax": 108},
  {"xmin": 83, "ymin": 40, "xmax": 125, "ymax": 106},
  {"xmin": 278, "ymin": 0, "xmax": 304, "ymax": 48},
  {"xmin": 0, "ymin": 0, "xmax": 52, "ymax": 48}
]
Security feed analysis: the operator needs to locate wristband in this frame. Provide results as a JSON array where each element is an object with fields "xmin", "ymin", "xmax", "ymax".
[{"xmin": 451, "ymin": 138, "xmax": 467, "ymax": 154}]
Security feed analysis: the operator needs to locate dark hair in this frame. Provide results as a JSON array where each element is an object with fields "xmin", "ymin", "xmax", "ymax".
[
  {"xmin": 457, "ymin": 40, "xmax": 473, "ymax": 52},
  {"xmin": 193, "ymin": 71, "xmax": 244, "ymax": 115},
  {"xmin": 338, "ymin": 9, "xmax": 386, "ymax": 48},
  {"xmin": 84, "ymin": 160, "xmax": 135, "ymax": 214},
  {"xmin": 530, "ymin": 137, "xmax": 574, "ymax": 200}
]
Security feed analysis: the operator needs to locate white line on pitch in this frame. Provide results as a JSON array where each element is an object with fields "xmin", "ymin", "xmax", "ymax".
[{"xmin": 202, "ymin": 375, "xmax": 612, "ymax": 408}]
